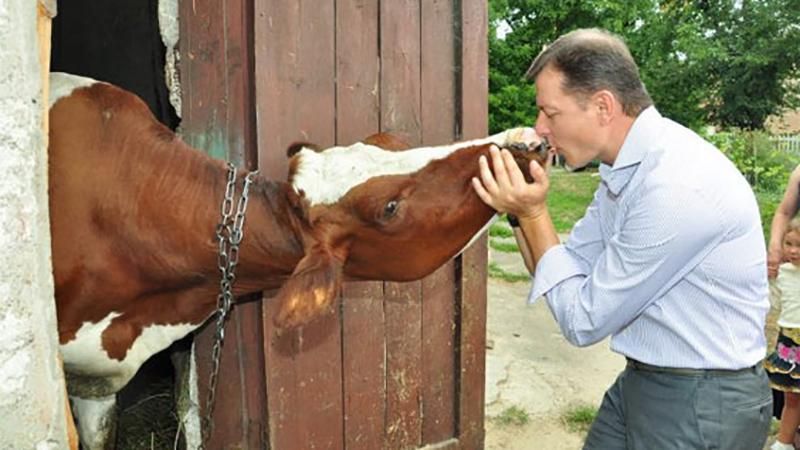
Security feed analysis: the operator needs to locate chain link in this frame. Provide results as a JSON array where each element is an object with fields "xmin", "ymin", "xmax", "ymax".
[{"xmin": 199, "ymin": 162, "xmax": 258, "ymax": 450}]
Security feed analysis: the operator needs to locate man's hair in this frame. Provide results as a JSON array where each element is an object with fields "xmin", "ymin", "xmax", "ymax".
[{"xmin": 526, "ymin": 28, "xmax": 653, "ymax": 117}]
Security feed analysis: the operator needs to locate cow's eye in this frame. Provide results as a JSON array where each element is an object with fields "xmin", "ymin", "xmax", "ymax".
[{"xmin": 383, "ymin": 200, "xmax": 399, "ymax": 219}]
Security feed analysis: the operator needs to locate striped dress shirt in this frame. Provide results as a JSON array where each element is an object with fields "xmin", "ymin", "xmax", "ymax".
[{"xmin": 530, "ymin": 107, "xmax": 769, "ymax": 370}]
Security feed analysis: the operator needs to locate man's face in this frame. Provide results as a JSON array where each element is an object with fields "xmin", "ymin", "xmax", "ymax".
[{"xmin": 534, "ymin": 66, "xmax": 602, "ymax": 169}]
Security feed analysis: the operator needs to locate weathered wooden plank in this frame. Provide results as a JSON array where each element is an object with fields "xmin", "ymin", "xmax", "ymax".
[
  {"xmin": 420, "ymin": 0, "xmax": 458, "ymax": 445},
  {"xmin": 336, "ymin": 0, "xmax": 381, "ymax": 143},
  {"xmin": 341, "ymin": 282, "xmax": 386, "ymax": 450},
  {"xmin": 381, "ymin": 2, "xmax": 424, "ymax": 447},
  {"xmin": 39, "ymin": 4, "xmax": 78, "ymax": 449},
  {"xmin": 254, "ymin": 0, "xmax": 336, "ymax": 177},
  {"xmin": 384, "ymin": 281, "xmax": 423, "ymax": 448},
  {"xmin": 180, "ymin": 0, "xmax": 265, "ymax": 447},
  {"xmin": 180, "ymin": 3, "xmax": 225, "ymax": 158},
  {"xmin": 236, "ymin": 300, "xmax": 269, "ymax": 445},
  {"xmin": 254, "ymin": 1, "xmax": 344, "ymax": 449},
  {"xmin": 336, "ymin": 1, "xmax": 387, "ymax": 449},
  {"xmin": 420, "ymin": 438, "xmax": 459, "ymax": 450},
  {"xmin": 456, "ymin": 0, "xmax": 489, "ymax": 447}
]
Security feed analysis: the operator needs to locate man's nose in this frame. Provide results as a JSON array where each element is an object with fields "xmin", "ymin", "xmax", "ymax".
[{"xmin": 534, "ymin": 113, "xmax": 550, "ymax": 138}]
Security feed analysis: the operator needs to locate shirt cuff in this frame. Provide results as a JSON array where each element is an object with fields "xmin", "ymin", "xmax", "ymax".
[{"xmin": 528, "ymin": 245, "xmax": 588, "ymax": 304}]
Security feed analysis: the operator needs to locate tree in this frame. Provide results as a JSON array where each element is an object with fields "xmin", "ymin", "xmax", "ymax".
[
  {"xmin": 697, "ymin": 0, "xmax": 800, "ymax": 129},
  {"xmin": 489, "ymin": 0, "xmax": 658, "ymax": 132},
  {"xmin": 489, "ymin": 0, "xmax": 800, "ymax": 132}
]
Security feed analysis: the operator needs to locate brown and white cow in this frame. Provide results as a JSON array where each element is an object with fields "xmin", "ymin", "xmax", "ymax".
[{"xmin": 48, "ymin": 72, "xmax": 547, "ymax": 449}]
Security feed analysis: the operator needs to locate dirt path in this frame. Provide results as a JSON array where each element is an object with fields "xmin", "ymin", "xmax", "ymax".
[{"xmin": 484, "ymin": 273, "xmax": 624, "ymax": 450}]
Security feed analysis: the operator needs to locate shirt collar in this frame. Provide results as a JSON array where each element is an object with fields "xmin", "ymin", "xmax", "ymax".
[{"xmin": 599, "ymin": 106, "xmax": 661, "ymax": 196}]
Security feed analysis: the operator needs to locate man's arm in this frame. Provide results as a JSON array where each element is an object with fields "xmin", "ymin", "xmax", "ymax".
[
  {"xmin": 518, "ymin": 208, "xmax": 559, "ymax": 268},
  {"xmin": 536, "ymin": 184, "xmax": 726, "ymax": 346},
  {"xmin": 510, "ymin": 225, "xmax": 535, "ymax": 275},
  {"xmin": 768, "ymin": 165, "xmax": 800, "ymax": 278}
]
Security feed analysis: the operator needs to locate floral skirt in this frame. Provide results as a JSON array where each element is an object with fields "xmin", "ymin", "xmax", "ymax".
[{"xmin": 765, "ymin": 327, "xmax": 800, "ymax": 393}]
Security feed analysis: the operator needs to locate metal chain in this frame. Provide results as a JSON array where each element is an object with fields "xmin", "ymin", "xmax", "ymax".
[{"xmin": 199, "ymin": 162, "xmax": 258, "ymax": 449}]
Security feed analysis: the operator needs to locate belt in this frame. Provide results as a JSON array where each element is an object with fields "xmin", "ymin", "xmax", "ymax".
[{"xmin": 626, "ymin": 358, "xmax": 760, "ymax": 377}]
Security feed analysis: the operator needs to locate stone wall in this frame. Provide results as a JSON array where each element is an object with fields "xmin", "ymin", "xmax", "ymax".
[{"xmin": 0, "ymin": 0, "xmax": 71, "ymax": 448}]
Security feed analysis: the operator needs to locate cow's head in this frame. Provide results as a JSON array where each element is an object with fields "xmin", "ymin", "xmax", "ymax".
[{"xmin": 272, "ymin": 128, "xmax": 548, "ymax": 328}]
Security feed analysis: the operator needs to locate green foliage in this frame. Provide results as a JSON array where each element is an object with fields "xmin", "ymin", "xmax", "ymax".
[
  {"xmin": 709, "ymin": 131, "xmax": 795, "ymax": 192},
  {"xmin": 493, "ymin": 405, "xmax": 531, "ymax": 426},
  {"xmin": 488, "ymin": 0, "xmax": 800, "ymax": 132},
  {"xmin": 695, "ymin": 0, "xmax": 800, "ymax": 129},
  {"xmin": 756, "ymin": 189, "xmax": 784, "ymax": 246},
  {"xmin": 562, "ymin": 404, "xmax": 598, "ymax": 433}
]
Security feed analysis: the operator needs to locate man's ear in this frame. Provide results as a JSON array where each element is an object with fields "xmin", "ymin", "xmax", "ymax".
[
  {"xmin": 593, "ymin": 90, "xmax": 616, "ymax": 125},
  {"xmin": 272, "ymin": 244, "xmax": 343, "ymax": 329}
]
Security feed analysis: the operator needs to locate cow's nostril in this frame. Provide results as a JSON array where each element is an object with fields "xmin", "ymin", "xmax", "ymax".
[{"xmin": 536, "ymin": 138, "xmax": 551, "ymax": 156}]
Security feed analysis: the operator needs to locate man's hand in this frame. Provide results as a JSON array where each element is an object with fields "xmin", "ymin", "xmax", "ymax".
[{"xmin": 471, "ymin": 144, "xmax": 553, "ymax": 219}]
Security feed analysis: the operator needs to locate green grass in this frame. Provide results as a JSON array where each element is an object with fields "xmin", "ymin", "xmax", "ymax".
[
  {"xmin": 562, "ymin": 404, "xmax": 598, "ymax": 433},
  {"xmin": 770, "ymin": 417, "xmax": 780, "ymax": 437},
  {"xmin": 489, "ymin": 239, "xmax": 520, "ymax": 253},
  {"xmin": 493, "ymin": 405, "xmax": 530, "ymax": 426},
  {"xmin": 489, "ymin": 221, "xmax": 514, "ymax": 238},
  {"xmin": 547, "ymin": 168, "xmax": 601, "ymax": 233},
  {"xmin": 488, "ymin": 261, "xmax": 530, "ymax": 282}
]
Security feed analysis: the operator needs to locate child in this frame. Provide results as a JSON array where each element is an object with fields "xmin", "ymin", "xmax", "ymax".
[{"xmin": 766, "ymin": 217, "xmax": 800, "ymax": 450}]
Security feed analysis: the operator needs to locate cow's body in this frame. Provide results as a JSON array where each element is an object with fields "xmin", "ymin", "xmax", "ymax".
[
  {"xmin": 48, "ymin": 72, "xmax": 546, "ymax": 449},
  {"xmin": 50, "ymin": 74, "xmax": 303, "ymax": 400}
]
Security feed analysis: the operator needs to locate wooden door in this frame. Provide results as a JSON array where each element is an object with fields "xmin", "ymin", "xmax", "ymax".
[
  {"xmin": 180, "ymin": 1, "xmax": 268, "ymax": 448},
  {"xmin": 184, "ymin": 1, "xmax": 489, "ymax": 448}
]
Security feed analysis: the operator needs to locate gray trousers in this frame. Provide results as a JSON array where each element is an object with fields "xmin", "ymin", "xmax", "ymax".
[{"xmin": 583, "ymin": 361, "xmax": 772, "ymax": 450}]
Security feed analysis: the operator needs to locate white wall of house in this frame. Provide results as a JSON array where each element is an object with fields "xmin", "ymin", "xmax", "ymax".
[{"xmin": 0, "ymin": 0, "xmax": 71, "ymax": 447}]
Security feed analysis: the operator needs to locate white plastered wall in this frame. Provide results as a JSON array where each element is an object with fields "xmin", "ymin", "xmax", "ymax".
[
  {"xmin": 0, "ymin": 0, "xmax": 71, "ymax": 448},
  {"xmin": 159, "ymin": 0, "xmax": 181, "ymax": 118}
]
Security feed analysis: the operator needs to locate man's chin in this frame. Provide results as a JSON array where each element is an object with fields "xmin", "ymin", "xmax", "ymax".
[{"xmin": 563, "ymin": 159, "xmax": 591, "ymax": 172}]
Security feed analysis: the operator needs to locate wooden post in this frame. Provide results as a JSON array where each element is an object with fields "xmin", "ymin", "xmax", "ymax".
[{"xmin": 38, "ymin": 2, "xmax": 79, "ymax": 449}]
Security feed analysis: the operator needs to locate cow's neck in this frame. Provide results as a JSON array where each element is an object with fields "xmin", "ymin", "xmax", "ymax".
[
  {"xmin": 225, "ymin": 176, "xmax": 307, "ymax": 296},
  {"xmin": 107, "ymin": 145, "xmax": 306, "ymax": 321}
]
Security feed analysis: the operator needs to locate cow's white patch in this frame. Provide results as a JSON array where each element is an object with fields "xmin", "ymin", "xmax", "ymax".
[
  {"xmin": 49, "ymin": 72, "xmax": 100, "ymax": 108},
  {"xmin": 292, "ymin": 131, "xmax": 513, "ymax": 205},
  {"xmin": 60, "ymin": 311, "xmax": 198, "ymax": 390}
]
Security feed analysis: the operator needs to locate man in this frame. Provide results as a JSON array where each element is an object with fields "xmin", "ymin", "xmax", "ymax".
[
  {"xmin": 769, "ymin": 164, "xmax": 800, "ymax": 279},
  {"xmin": 473, "ymin": 28, "xmax": 772, "ymax": 449}
]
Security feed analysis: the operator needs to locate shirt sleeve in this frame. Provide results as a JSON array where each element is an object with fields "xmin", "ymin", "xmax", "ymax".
[
  {"xmin": 531, "ymin": 183, "xmax": 727, "ymax": 347},
  {"xmin": 529, "ymin": 190, "xmax": 604, "ymax": 301}
]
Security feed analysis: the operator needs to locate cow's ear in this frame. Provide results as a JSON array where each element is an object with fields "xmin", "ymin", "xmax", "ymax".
[{"xmin": 272, "ymin": 244, "xmax": 343, "ymax": 329}]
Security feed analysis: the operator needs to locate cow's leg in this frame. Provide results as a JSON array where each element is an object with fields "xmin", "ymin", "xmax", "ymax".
[{"xmin": 70, "ymin": 394, "xmax": 117, "ymax": 450}]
